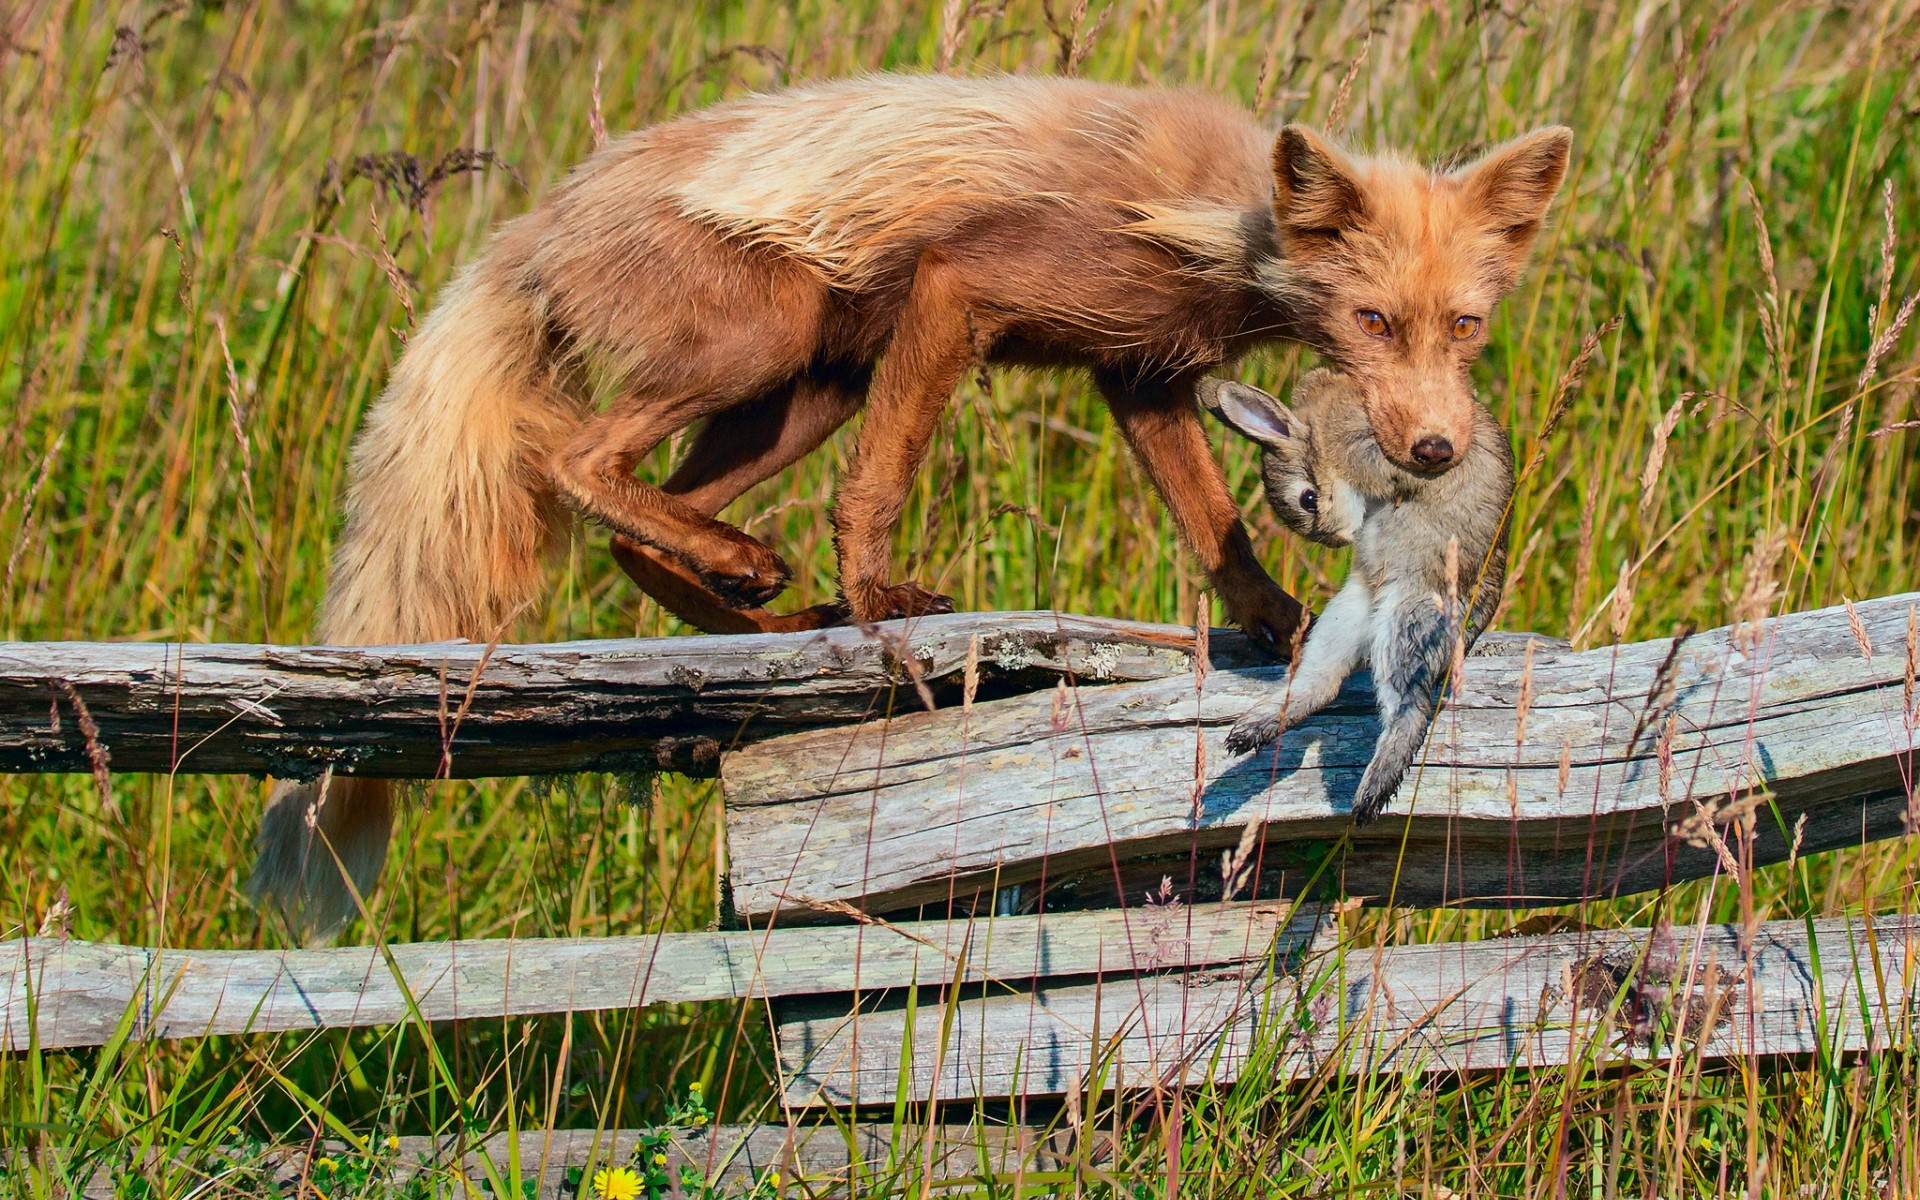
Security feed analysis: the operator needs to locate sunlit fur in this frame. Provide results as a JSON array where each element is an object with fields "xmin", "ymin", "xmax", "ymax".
[
  {"xmin": 250, "ymin": 258, "xmax": 580, "ymax": 938},
  {"xmin": 255, "ymin": 73, "xmax": 1566, "ymax": 938},
  {"xmin": 1207, "ymin": 370, "xmax": 1515, "ymax": 824},
  {"xmin": 1264, "ymin": 125, "xmax": 1573, "ymax": 472}
]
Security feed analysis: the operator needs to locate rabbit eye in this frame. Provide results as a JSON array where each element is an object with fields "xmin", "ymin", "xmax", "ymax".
[{"xmin": 1298, "ymin": 487, "xmax": 1319, "ymax": 514}]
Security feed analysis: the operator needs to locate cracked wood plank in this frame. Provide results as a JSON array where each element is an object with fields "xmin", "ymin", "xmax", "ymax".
[
  {"xmin": 723, "ymin": 593, "xmax": 1920, "ymax": 919},
  {"xmin": 0, "ymin": 611, "xmax": 1278, "ymax": 780},
  {"xmin": 776, "ymin": 913, "xmax": 1920, "ymax": 1106},
  {"xmin": 1, "ymin": 903, "xmax": 1316, "ymax": 1051}
]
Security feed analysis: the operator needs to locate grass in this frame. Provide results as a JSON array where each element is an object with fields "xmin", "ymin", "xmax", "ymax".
[{"xmin": 2, "ymin": 0, "xmax": 1919, "ymax": 1194}]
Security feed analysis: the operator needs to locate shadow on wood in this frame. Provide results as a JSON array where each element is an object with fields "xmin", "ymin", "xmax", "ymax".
[{"xmin": 724, "ymin": 594, "xmax": 1920, "ymax": 919}]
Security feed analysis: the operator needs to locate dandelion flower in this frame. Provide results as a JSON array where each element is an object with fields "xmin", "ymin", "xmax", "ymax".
[{"xmin": 592, "ymin": 1167, "xmax": 642, "ymax": 1200}]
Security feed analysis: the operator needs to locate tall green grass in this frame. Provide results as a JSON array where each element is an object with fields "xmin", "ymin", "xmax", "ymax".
[{"xmin": 2, "ymin": 0, "xmax": 1918, "ymax": 1194}]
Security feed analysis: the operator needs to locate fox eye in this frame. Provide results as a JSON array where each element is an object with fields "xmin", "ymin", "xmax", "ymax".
[
  {"xmin": 1356, "ymin": 310, "xmax": 1391, "ymax": 339},
  {"xmin": 1452, "ymin": 315, "xmax": 1482, "ymax": 341},
  {"xmin": 1298, "ymin": 487, "xmax": 1319, "ymax": 514}
]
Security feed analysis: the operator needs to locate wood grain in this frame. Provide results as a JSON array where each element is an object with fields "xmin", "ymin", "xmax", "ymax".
[
  {"xmin": 0, "ymin": 612, "xmax": 1288, "ymax": 780},
  {"xmin": 1, "ymin": 903, "xmax": 1318, "ymax": 1051},
  {"xmin": 725, "ymin": 594, "xmax": 1920, "ymax": 918},
  {"xmin": 778, "ymin": 913, "xmax": 1920, "ymax": 1106}
]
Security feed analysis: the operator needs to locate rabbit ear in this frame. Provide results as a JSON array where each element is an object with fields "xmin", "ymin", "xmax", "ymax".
[{"xmin": 1200, "ymin": 379, "xmax": 1300, "ymax": 448}]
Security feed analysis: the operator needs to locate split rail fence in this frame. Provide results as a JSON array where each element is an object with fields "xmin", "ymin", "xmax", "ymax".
[{"xmin": 4, "ymin": 594, "xmax": 1920, "ymax": 1191}]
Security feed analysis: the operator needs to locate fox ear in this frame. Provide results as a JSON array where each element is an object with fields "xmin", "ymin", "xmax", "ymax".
[
  {"xmin": 1451, "ymin": 126, "xmax": 1573, "ymax": 260},
  {"xmin": 1200, "ymin": 379, "xmax": 1299, "ymax": 448},
  {"xmin": 1271, "ymin": 125, "xmax": 1368, "ymax": 236}
]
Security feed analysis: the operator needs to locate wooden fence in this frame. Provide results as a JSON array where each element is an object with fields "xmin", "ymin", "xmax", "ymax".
[
  {"xmin": 3, "ymin": 903, "xmax": 1314, "ymax": 1049},
  {"xmin": 723, "ymin": 593, "xmax": 1920, "ymax": 919},
  {"xmin": 0, "ymin": 611, "xmax": 1257, "ymax": 778},
  {"xmin": 5, "ymin": 593, "xmax": 1920, "ymax": 1189}
]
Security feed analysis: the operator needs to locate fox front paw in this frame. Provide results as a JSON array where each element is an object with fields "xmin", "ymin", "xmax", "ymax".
[
  {"xmin": 1225, "ymin": 587, "xmax": 1307, "ymax": 661},
  {"xmin": 1226, "ymin": 709, "xmax": 1283, "ymax": 755},
  {"xmin": 847, "ymin": 580, "xmax": 956, "ymax": 622}
]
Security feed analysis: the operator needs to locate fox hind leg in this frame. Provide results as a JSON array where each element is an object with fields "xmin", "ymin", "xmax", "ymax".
[
  {"xmin": 549, "ymin": 390, "xmax": 800, "ymax": 609},
  {"xmin": 662, "ymin": 370, "xmax": 867, "ymax": 514},
  {"xmin": 612, "ymin": 372, "xmax": 865, "ymax": 633},
  {"xmin": 543, "ymin": 224, "xmax": 834, "ymax": 610},
  {"xmin": 611, "ymin": 541, "xmax": 848, "ymax": 633}
]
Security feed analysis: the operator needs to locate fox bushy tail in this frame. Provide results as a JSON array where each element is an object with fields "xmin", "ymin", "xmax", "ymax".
[{"xmin": 251, "ymin": 249, "xmax": 579, "ymax": 940}]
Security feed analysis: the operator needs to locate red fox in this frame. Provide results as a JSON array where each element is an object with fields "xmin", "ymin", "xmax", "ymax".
[
  {"xmin": 251, "ymin": 73, "xmax": 1570, "ymax": 936},
  {"xmin": 1203, "ymin": 370, "xmax": 1513, "ymax": 823}
]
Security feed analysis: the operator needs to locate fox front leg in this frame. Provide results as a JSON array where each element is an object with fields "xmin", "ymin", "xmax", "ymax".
[
  {"xmin": 1226, "ymin": 581, "xmax": 1373, "ymax": 754},
  {"xmin": 832, "ymin": 254, "xmax": 978, "ymax": 622},
  {"xmin": 1101, "ymin": 370, "xmax": 1306, "ymax": 655},
  {"xmin": 1350, "ymin": 589, "xmax": 1454, "ymax": 823}
]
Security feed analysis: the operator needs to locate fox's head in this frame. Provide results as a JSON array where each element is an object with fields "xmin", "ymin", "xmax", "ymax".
[
  {"xmin": 1264, "ymin": 124, "xmax": 1571, "ymax": 475},
  {"xmin": 1200, "ymin": 370, "xmax": 1400, "ymax": 548}
]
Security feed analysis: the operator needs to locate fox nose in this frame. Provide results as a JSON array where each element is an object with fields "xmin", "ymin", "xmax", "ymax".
[{"xmin": 1410, "ymin": 435, "xmax": 1455, "ymax": 469}]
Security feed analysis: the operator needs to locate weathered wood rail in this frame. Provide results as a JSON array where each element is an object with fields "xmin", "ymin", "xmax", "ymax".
[
  {"xmin": 2, "ymin": 904, "xmax": 1317, "ymax": 1051},
  {"xmin": 0, "ymin": 612, "xmax": 1274, "ymax": 779},
  {"xmin": 4, "ymin": 595, "xmax": 1917, "ymax": 1127},
  {"xmin": 779, "ymin": 913, "xmax": 1920, "ymax": 1107},
  {"xmin": 724, "ymin": 594, "xmax": 1920, "ymax": 920}
]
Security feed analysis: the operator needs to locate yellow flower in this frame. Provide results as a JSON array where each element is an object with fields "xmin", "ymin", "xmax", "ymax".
[
  {"xmin": 592, "ymin": 1167, "xmax": 643, "ymax": 1200},
  {"xmin": 316, "ymin": 1157, "xmax": 337, "ymax": 1172},
  {"xmin": 687, "ymin": 1080, "xmax": 701, "ymax": 1092},
  {"xmin": 385, "ymin": 1135, "xmax": 401, "ymax": 1151},
  {"xmin": 652, "ymin": 1152, "xmax": 668, "ymax": 1166}
]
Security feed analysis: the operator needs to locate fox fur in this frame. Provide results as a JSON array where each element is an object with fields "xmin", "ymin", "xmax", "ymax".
[
  {"xmin": 252, "ymin": 73, "xmax": 1569, "ymax": 938},
  {"xmin": 1203, "ymin": 369, "xmax": 1514, "ymax": 823}
]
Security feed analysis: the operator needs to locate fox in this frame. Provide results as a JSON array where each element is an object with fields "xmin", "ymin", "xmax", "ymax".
[
  {"xmin": 1201, "ymin": 369, "xmax": 1514, "ymax": 824},
  {"xmin": 251, "ymin": 72, "xmax": 1570, "ymax": 937}
]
